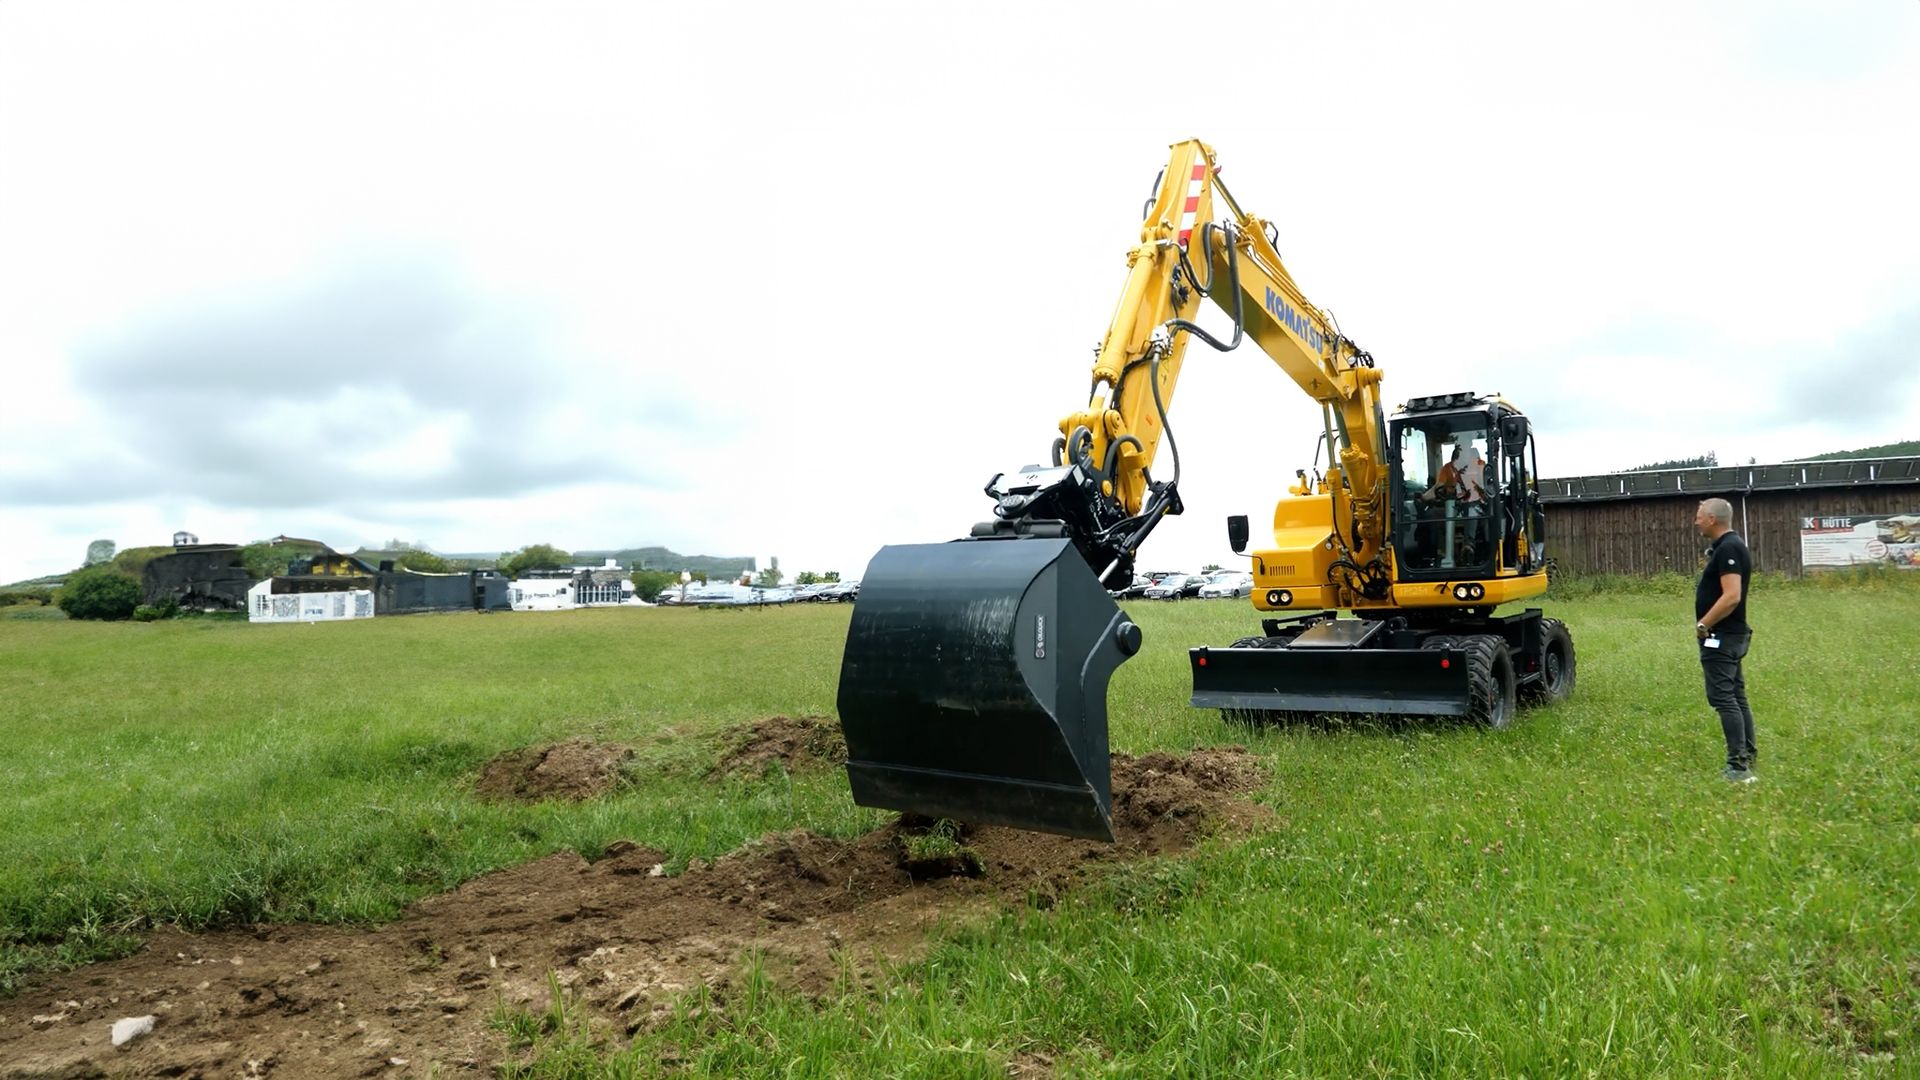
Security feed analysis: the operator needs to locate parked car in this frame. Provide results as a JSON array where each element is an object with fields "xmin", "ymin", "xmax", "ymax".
[
  {"xmin": 817, "ymin": 579, "xmax": 861, "ymax": 602},
  {"xmin": 681, "ymin": 583, "xmax": 793, "ymax": 606},
  {"xmin": 1198, "ymin": 572, "xmax": 1255, "ymax": 599},
  {"xmin": 1142, "ymin": 574, "xmax": 1196, "ymax": 600},
  {"xmin": 1109, "ymin": 574, "xmax": 1153, "ymax": 600}
]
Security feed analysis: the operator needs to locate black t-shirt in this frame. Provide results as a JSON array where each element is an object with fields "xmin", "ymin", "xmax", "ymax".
[{"xmin": 1695, "ymin": 531, "xmax": 1752, "ymax": 632}]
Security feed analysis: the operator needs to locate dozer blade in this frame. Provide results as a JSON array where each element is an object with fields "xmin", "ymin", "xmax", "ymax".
[
  {"xmin": 1189, "ymin": 639, "xmax": 1472, "ymax": 717},
  {"xmin": 836, "ymin": 538, "xmax": 1141, "ymax": 842}
]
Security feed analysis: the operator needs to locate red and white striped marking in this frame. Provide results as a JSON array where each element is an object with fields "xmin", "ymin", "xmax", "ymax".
[{"xmin": 1177, "ymin": 162, "xmax": 1206, "ymax": 246}]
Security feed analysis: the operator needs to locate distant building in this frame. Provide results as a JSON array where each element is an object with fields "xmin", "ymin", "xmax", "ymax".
[
  {"xmin": 372, "ymin": 565, "xmax": 510, "ymax": 613},
  {"xmin": 284, "ymin": 552, "xmax": 510, "ymax": 614},
  {"xmin": 507, "ymin": 560, "xmax": 638, "ymax": 610},
  {"xmin": 149, "ymin": 537, "xmax": 509, "ymax": 616},
  {"xmin": 172, "ymin": 530, "xmax": 199, "ymax": 547},
  {"xmin": 509, "ymin": 577, "xmax": 576, "ymax": 611},
  {"xmin": 574, "ymin": 558, "xmax": 635, "ymax": 606},
  {"xmin": 143, "ymin": 544, "xmax": 252, "ymax": 610},
  {"xmin": 1540, "ymin": 456, "xmax": 1920, "ymax": 575},
  {"xmin": 286, "ymin": 550, "xmax": 379, "ymax": 578},
  {"xmin": 247, "ymin": 579, "xmax": 374, "ymax": 623}
]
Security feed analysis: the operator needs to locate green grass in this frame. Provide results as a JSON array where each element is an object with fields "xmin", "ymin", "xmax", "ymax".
[
  {"xmin": 0, "ymin": 606, "xmax": 888, "ymax": 992},
  {"xmin": 3, "ymin": 584, "xmax": 1918, "ymax": 1076}
]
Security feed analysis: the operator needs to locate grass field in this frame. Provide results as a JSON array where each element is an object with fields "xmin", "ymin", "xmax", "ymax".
[{"xmin": 2, "ymin": 577, "xmax": 1917, "ymax": 1077}]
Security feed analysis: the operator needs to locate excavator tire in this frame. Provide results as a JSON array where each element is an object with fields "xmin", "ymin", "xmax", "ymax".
[
  {"xmin": 1519, "ymin": 617, "xmax": 1576, "ymax": 707},
  {"xmin": 1464, "ymin": 634, "xmax": 1517, "ymax": 729},
  {"xmin": 1421, "ymin": 634, "xmax": 1515, "ymax": 729}
]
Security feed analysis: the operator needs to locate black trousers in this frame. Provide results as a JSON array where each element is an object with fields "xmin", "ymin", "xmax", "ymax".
[{"xmin": 1701, "ymin": 630, "xmax": 1757, "ymax": 769}]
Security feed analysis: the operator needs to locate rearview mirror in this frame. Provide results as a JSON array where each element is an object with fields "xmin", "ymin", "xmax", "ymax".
[
  {"xmin": 1500, "ymin": 415, "xmax": 1529, "ymax": 455},
  {"xmin": 1226, "ymin": 514, "xmax": 1249, "ymax": 555}
]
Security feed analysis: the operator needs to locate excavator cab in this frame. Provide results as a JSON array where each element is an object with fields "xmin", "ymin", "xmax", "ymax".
[
  {"xmin": 836, "ymin": 538, "xmax": 1143, "ymax": 841},
  {"xmin": 1388, "ymin": 394, "xmax": 1543, "ymax": 581}
]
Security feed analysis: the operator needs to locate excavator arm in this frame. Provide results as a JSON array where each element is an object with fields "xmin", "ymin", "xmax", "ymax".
[
  {"xmin": 1075, "ymin": 141, "xmax": 1390, "ymax": 580},
  {"xmin": 995, "ymin": 140, "xmax": 1388, "ymax": 592}
]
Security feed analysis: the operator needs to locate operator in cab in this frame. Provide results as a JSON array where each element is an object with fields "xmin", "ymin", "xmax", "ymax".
[{"xmin": 1419, "ymin": 443, "xmax": 1487, "ymax": 507}]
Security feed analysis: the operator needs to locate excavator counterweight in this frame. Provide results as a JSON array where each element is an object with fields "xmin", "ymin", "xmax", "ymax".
[{"xmin": 836, "ymin": 539, "xmax": 1140, "ymax": 841}]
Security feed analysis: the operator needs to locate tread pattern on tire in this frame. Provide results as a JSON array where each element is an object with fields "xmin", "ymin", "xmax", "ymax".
[
  {"xmin": 1459, "ymin": 634, "xmax": 1516, "ymax": 728},
  {"xmin": 1519, "ymin": 617, "xmax": 1577, "ymax": 706}
]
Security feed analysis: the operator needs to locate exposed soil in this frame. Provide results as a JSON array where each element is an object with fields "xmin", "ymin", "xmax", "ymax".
[
  {"xmin": 707, "ymin": 715, "xmax": 846, "ymax": 779},
  {"xmin": 473, "ymin": 739, "xmax": 634, "ymax": 802},
  {"xmin": 0, "ymin": 747, "xmax": 1268, "ymax": 1079}
]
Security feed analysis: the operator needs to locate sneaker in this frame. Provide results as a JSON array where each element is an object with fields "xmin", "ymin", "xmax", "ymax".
[{"xmin": 1723, "ymin": 767, "xmax": 1756, "ymax": 784}]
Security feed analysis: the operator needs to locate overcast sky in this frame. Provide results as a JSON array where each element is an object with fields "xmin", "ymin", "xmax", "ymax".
[{"xmin": 3, "ymin": 1, "xmax": 1917, "ymax": 583}]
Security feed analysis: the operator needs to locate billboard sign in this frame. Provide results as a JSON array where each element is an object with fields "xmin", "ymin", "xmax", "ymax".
[{"xmin": 1799, "ymin": 515, "xmax": 1920, "ymax": 570}]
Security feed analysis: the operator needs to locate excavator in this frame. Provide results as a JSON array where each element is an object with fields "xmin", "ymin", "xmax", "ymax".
[{"xmin": 836, "ymin": 139, "xmax": 1577, "ymax": 842}]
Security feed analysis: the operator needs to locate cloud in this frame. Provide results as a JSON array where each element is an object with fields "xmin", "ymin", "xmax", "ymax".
[
  {"xmin": 6, "ymin": 254, "xmax": 716, "ymax": 511},
  {"xmin": 1766, "ymin": 305, "xmax": 1920, "ymax": 427}
]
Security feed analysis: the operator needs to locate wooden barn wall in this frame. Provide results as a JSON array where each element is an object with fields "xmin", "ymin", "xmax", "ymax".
[{"xmin": 1542, "ymin": 485, "xmax": 1920, "ymax": 576}]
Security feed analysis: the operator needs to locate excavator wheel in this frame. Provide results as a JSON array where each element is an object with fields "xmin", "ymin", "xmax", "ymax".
[
  {"xmin": 1464, "ymin": 635, "xmax": 1517, "ymax": 729},
  {"xmin": 1519, "ymin": 618, "xmax": 1577, "ymax": 707},
  {"xmin": 1419, "ymin": 634, "xmax": 1514, "ymax": 729}
]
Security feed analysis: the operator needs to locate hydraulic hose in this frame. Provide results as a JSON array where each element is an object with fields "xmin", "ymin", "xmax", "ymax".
[
  {"xmin": 1165, "ymin": 223, "xmax": 1244, "ymax": 354},
  {"xmin": 1100, "ymin": 434, "xmax": 1143, "ymax": 485},
  {"xmin": 1067, "ymin": 425, "xmax": 1096, "ymax": 478}
]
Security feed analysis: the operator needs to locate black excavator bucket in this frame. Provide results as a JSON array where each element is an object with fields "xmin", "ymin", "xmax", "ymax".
[{"xmin": 836, "ymin": 538, "xmax": 1142, "ymax": 842}]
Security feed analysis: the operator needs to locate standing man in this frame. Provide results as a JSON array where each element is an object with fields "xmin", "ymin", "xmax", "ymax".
[{"xmin": 1694, "ymin": 497, "xmax": 1757, "ymax": 782}]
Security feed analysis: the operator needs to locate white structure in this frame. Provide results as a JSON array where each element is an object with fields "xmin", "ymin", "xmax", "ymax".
[
  {"xmin": 572, "ymin": 558, "xmax": 636, "ymax": 606},
  {"xmin": 510, "ymin": 577, "xmax": 576, "ymax": 611},
  {"xmin": 247, "ymin": 579, "xmax": 374, "ymax": 623},
  {"xmin": 576, "ymin": 579, "xmax": 636, "ymax": 605},
  {"xmin": 173, "ymin": 530, "xmax": 199, "ymax": 546}
]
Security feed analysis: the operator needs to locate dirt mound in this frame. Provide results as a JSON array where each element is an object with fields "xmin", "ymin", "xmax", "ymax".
[
  {"xmin": 0, "ymin": 747, "xmax": 1269, "ymax": 1078},
  {"xmin": 1111, "ymin": 746, "xmax": 1268, "ymax": 833},
  {"xmin": 709, "ymin": 715, "xmax": 846, "ymax": 778},
  {"xmin": 474, "ymin": 739, "xmax": 634, "ymax": 802}
]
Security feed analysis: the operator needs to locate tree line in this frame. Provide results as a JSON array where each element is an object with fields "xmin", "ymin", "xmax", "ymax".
[{"xmin": 20, "ymin": 536, "xmax": 848, "ymax": 618}]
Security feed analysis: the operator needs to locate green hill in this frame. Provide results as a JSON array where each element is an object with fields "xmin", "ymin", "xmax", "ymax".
[
  {"xmin": 428, "ymin": 545, "xmax": 756, "ymax": 577},
  {"xmin": 571, "ymin": 546, "xmax": 756, "ymax": 576},
  {"xmin": 1794, "ymin": 439, "xmax": 1920, "ymax": 462}
]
